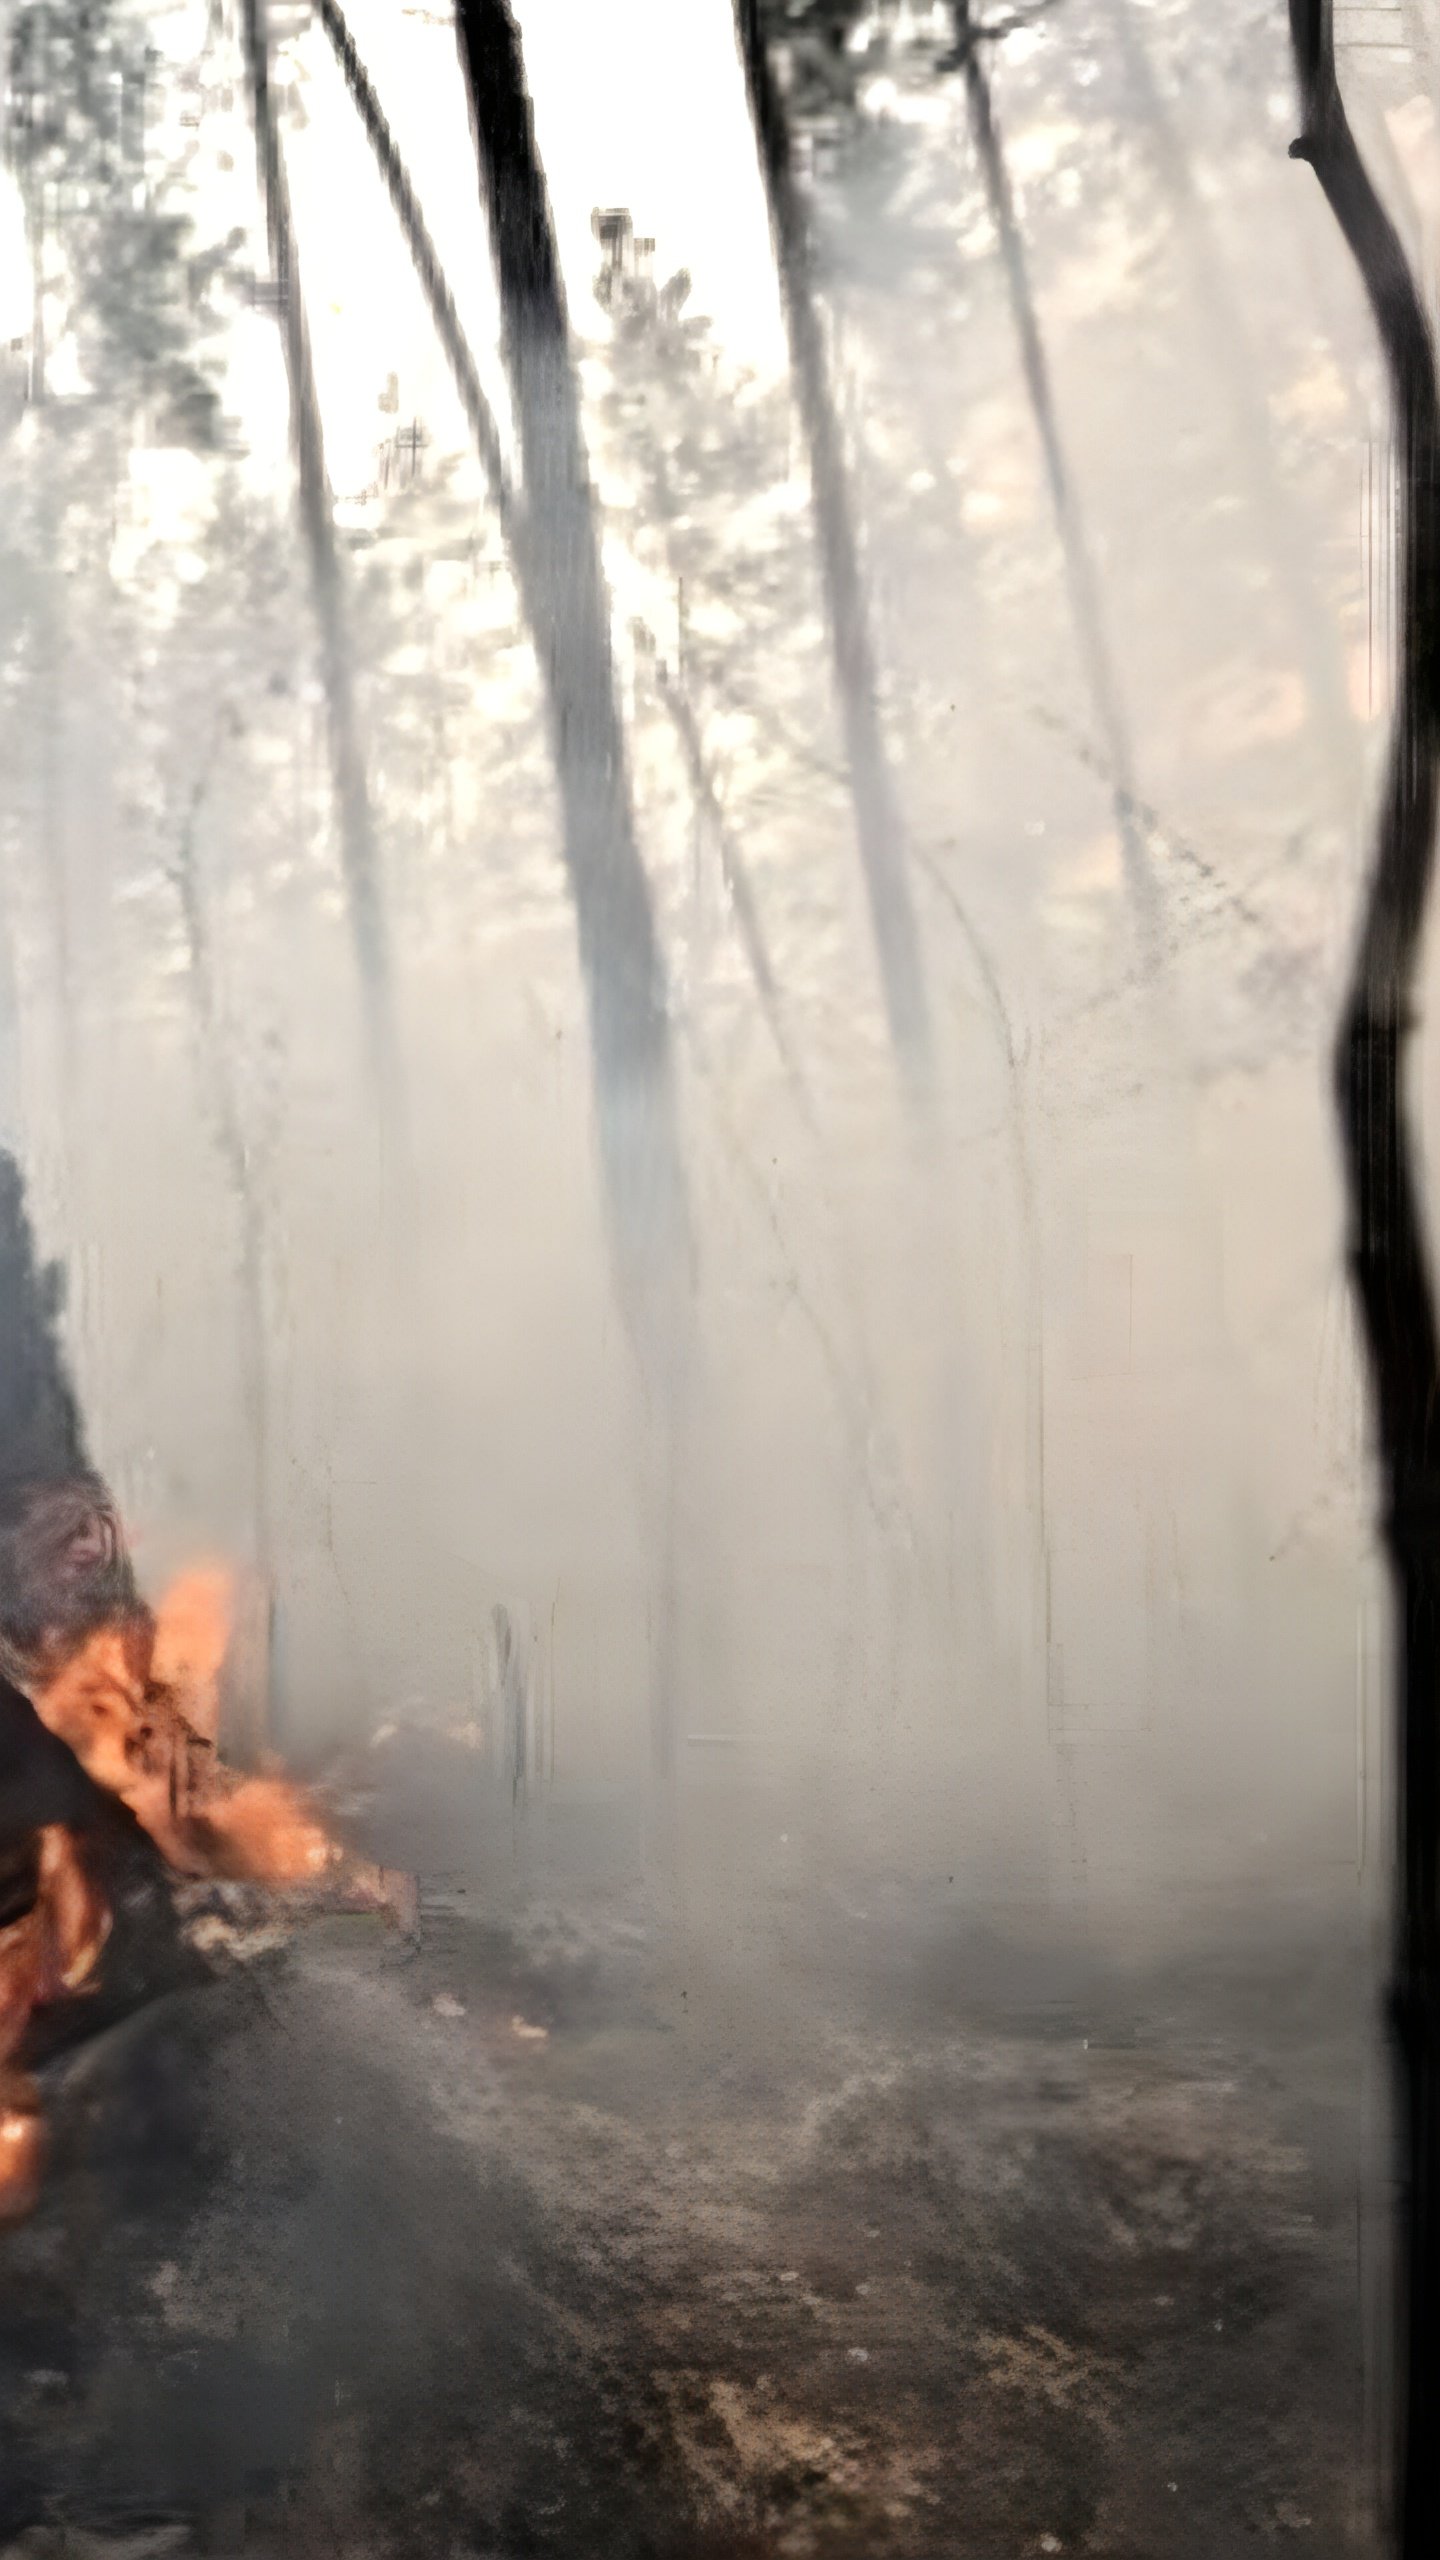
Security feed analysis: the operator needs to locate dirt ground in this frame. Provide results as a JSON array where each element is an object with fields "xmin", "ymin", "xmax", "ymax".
[{"xmin": 0, "ymin": 1736, "xmax": 1387, "ymax": 2560}]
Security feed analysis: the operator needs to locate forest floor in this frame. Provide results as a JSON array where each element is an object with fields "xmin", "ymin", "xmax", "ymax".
[{"xmin": 0, "ymin": 1739, "xmax": 1384, "ymax": 2560}]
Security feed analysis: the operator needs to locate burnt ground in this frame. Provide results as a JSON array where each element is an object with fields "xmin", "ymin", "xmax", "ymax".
[{"xmin": 0, "ymin": 1740, "xmax": 1387, "ymax": 2560}]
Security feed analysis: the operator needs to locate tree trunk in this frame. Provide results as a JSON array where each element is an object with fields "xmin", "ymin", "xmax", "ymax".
[
  {"xmin": 0, "ymin": 1148, "xmax": 118, "ymax": 1842},
  {"xmin": 733, "ymin": 0, "xmax": 932, "ymax": 1094},
  {"xmin": 452, "ymin": 2, "xmax": 693, "ymax": 1827},
  {"xmin": 1288, "ymin": 8, "xmax": 1440, "ymax": 2552},
  {"xmin": 168, "ymin": 728, "xmax": 273, "ymax": 1770},
  {"xmin": 451, "ymin": 0, "xmax": 690, "ymax": 1362},
  {"xmin": 239, "ymin": 0, "xmax": 398, "ymax": 1126}
]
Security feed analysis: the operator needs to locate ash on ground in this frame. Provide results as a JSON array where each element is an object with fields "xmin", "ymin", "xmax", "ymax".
[{"xmin": 0, "ymin": 1738, "xmax": 1384, "ymax": 2559}]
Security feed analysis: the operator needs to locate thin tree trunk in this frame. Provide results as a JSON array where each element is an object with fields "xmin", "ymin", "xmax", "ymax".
[
  {"xmin": 1289, "ymin": 9, "xmax": 1440, "ymax": 2554},
  {"xmin": 167, "ymin": 718, "xmax": 273, "ymax": 1769},
  {"xmin": 451, "ymin": 0, "xmax": 690, "ymax": 1359},
  {"xmin": 452, "ymin": 1, "xmax": 692, "ymax": 1828},
  {"xmin": 912, "ymin": 844, "xmax": 1049, "ymax": 1614},
  {"xmin": 646, "ymin": 638, "xmax": 808, "ymax": 1111},
  {"xmin": 239, "ymin": 0, "xmax": 398, "ymax": 1125},
  {"xmin": 733, "ymin": 0, "xmax": 933, "ymax": 1096},
  {"xmin": 320, "ymin": 0, "xmax": 694, "ymax": 1363},
  {"xmin": 950, "ymin": 1, "xmax": 1159, "ymax": 954}
]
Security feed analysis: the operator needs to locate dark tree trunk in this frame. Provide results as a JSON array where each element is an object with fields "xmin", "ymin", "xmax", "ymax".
[
  {"xmin": 733, "ymin": 0, "xmax": 932, "ymax": 1093},
  {"xmin": 451, "ymin": 0, "xmax": 690, "ymax": 1351},
  {"xmin": 0, "ymin": 1152, "xmax": 90, "ymax": 1502},
  {"xmin": 1288, "ymin": 9, "xmax": 1440, "ymax": 2553},
  {"xmin": 240, "ymin": 0, "xmax": 397, "ymax": 1124},
  {"xmin": 0, "ymin": 1150, "xmax": 138, "ymax": 1844},
  {"xmin": 451, "ymin": 0, "xmax": 693, "ymax": 1825}
]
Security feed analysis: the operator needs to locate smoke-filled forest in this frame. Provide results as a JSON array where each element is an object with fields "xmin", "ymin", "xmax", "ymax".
[{"xmin": 0, "ymin": 0, "xmax": 1433, "ymax": 2552}]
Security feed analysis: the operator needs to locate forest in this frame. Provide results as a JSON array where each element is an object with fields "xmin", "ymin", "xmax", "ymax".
[{"xmin": 0, "ymin": 0, "xmax": 1434, "ymax": 2552}]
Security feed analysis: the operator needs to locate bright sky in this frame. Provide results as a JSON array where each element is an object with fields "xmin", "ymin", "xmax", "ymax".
[
  {"xmin": 0, "ymin": 0, "xmax": 788, "ymax": 521},
  {"xmin": 287, "ymin": 0, "xmax": 788, "ymax": 496}
]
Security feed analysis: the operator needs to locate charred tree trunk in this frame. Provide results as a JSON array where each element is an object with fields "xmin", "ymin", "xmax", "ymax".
[
  {"xmin": 0, "ymin": 1153, "xmax": 138, "ymax": 1846},
  {"xmin": 239, "ymin": 0, "xmax": 398, "ymax": 1127},
  {"xmin": 1288, "ymin": 8, "xmax": 1440, "ymax": 2553},
  {"xmin": 451, "ymin": 0, "xmax": 691, "ymax": 1363},
  {"xmin": 948, "ymin": 1, "xmax": 1158, "ymax": 953},
  {"xmin": 0, "ymin": 1145, "xmax": 414, "ymax": 2139},
  {"xmin": 733, "ymin": 0, "xmax": 932, "ymax": 1095},
  {"xmin": 452, "ymin": 1, "xmax": 693, "ymax": 1822}
]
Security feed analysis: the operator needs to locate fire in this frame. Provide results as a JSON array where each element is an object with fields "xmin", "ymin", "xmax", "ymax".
[
  {"xmin": 0, "ymin": 1555, "xmax": 414, "ymax": 2219},
  {"xmin": 0, "ymin": 1826, "xmax": 111, "ymax": 2218}
]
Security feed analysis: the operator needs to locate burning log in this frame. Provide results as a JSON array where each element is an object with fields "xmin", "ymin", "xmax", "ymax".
[
  {"xmin": 0, "ymin": 1157, "xmax": 415, "ymax": 2218},
  {"xmin": 0, "ymin": 1823, "xmax": 110, "ymax": 2216},
  {"xmin": 0, "ymin": 1525, "xmax": 418, "ymax": 2215}
]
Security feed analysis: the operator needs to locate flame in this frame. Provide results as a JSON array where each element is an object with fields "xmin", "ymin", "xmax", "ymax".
[
  {"xmin": 147, "ymin": 1562, "xmax": 234, "ymax": 1741},
  {"xmin": 26, "ymin": 1564, "xmax": 356, "ymax": 1889},
  {"xmin": 0, "ymin": 1553, "xmax": 415, "ymax": 2218},
  {"xmin": 0, "ymin": 1825, "xmax": 110, "ymax": 2218}
]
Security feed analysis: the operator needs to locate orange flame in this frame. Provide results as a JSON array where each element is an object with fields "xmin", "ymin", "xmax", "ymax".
[{"xmin": 0, "ymin": 1558, "xmax": 414, "ymax": 2217}]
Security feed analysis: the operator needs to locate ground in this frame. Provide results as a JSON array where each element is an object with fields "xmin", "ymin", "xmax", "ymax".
[{"xmin": 0, "ymin": 1739, "xmax": 1384, "ymax": 2559}]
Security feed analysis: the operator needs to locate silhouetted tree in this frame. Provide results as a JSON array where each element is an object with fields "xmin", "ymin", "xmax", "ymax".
[
  {"xmin": 450, "ymin": 0, "xmax": 691, "ymax": 1372},
  {"xmin": 0, "ymin": 1151, "xmax": 124, "ymax": 1842},
  {"xmin": 1288, "ymin": 7, "xmax": 1440, "ymax": 2553}
]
